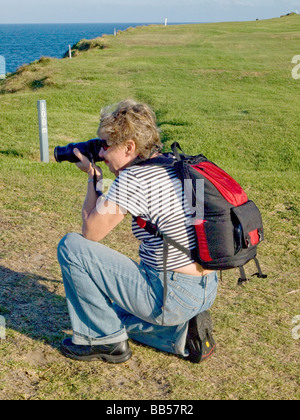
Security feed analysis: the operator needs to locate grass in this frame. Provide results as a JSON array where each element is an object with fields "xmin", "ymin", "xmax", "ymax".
[{"xmin": 0, "ymin": 16, "xmax": 299, "ymax": 400}]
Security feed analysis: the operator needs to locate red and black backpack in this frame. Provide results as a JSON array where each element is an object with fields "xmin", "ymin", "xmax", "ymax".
[{"xmin": 135, "ymin": 142, "xmax": 267, "ymax": 284}]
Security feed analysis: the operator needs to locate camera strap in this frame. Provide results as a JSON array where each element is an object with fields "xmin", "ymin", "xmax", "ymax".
[{"xmin": 88, "ymin": 155, "xmax": 98, "ymax": 190}]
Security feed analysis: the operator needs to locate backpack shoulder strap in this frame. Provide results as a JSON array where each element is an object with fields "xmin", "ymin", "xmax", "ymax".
[
  {"xmin": 132, "ymin": 153, "xmax": 176, "ymax": 168},
  {"xmin": 171, "ymin": 142, "xmax": 188, "ymax": 161},
  {"xmin": 171, "ymin": 142, "xmax": 209, "ymax": 164},
  {"xmin": 134, "ymin": 217, "xmax": 195, "ymax": 259}
]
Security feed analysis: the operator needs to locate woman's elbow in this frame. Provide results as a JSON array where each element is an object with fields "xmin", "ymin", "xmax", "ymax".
[{"xmin": 82, "ymin": 224, "xmax": 105, "ymax": 242}]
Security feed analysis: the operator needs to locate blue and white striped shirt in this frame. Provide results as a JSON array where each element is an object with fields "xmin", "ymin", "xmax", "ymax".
[{"xmin": 106, "ymin": 163, "xmax": 197, "ymax": 270}]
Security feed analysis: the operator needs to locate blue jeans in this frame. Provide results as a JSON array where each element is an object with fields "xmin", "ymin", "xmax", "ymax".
[{"xmin": 57, "ymin": 232, "xmax": 218, "ymax": 357}]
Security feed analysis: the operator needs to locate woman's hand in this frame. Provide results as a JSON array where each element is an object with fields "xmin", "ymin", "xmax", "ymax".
[{"xmin": 73, "ymin": 148, "xmax": 102, "ymax": 181}]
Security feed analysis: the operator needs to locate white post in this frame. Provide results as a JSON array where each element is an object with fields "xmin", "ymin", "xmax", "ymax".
[
  {"xmin": 114, "ymin": 28, "xmax": 117, "ymax": 36},
  {"xmin": 37, "ymin": 100, "xmax": 49, "ymax": 163},
  {"xmin": 69, "ymin": 45, "xmax": 72, "ymax": 59},
  {"xmin": 0, "ymin": 316, "xmax": 5, "ymax": 340},
  {"xmin": 165, "ymin": 18, "xmax": 168, "ymax": 26},
  {"xmin": 0, "ymin": 55, "xmax": 6, "ymax": 79}
]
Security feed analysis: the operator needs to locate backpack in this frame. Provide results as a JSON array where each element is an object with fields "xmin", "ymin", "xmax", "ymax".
[{"xmin": 134, "ymin": 142, "xmax": 267, "ymax": 323}]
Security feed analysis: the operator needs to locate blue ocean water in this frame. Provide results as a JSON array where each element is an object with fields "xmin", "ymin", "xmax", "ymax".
[{"xmin": 0, "ymin": 23, "xmax": 166, "ymax": 74}]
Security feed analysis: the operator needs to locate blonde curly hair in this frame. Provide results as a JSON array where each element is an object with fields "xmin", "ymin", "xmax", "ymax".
[{"xmin": 97, "ymin": 99, "xmax": 162, "ymax": 160}]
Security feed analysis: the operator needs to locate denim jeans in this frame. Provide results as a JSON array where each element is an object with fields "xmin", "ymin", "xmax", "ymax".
[{"xmin": 57, "ymin": 232, "xmax": 218, "ymax": 357}]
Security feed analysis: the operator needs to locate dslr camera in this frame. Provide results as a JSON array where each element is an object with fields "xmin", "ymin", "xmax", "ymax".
[{"xmin": 54, "ymin": 138, "xmax": 105, "ymax": 163}]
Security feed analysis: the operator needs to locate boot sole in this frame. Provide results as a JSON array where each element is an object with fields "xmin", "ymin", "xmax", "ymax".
[
  {"xmin": 61, "ymin": 348, "xmax": 132, "ymax": 364},
  {"xmin": 187, "ymin": 311, "xmax": 216, "ymax": 363}
]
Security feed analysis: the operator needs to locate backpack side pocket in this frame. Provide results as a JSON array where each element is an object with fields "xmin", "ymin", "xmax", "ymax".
[{"xmin": 231, "ymin": 200, "xmax": 264, "ymax": 248}]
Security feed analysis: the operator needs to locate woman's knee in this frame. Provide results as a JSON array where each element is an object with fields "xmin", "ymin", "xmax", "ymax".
[{"xmin": 57, "ymin": 232, "xmax": 82, "ymax": 262}]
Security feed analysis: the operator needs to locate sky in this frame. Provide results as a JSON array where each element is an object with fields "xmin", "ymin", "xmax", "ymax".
[{"xmin": 0, "ymin": 0, "xmax": 299, "ymax": 24}]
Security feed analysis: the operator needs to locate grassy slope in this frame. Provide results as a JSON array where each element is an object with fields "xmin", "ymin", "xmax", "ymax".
[{"xmin": 0, "ymin": 16, "xmax": 299, "ymax": 400}]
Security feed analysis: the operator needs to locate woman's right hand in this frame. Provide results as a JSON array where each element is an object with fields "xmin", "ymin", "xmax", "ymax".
[{"xmin": 73, "ymin": 148, "xmax": 102, "ymax": 181}]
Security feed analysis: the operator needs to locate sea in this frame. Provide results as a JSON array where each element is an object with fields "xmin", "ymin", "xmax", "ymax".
[{"xmin": 0, "ymin": 23, "xmax": 187, "ymax": 74}]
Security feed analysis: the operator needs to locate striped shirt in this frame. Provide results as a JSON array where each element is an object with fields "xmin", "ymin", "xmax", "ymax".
[{"xmin": 106, "ymin": 163, "xmax": 197, "ymax": 270}]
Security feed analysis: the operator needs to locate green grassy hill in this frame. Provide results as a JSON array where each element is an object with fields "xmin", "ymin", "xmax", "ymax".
[{"xmin": 0, "ymin": 16, "xmax": 299, "ymax": 400}]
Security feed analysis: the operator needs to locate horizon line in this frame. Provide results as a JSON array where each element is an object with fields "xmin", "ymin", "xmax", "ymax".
[{"xmin": 0, "ymin": 18, "xmax": 280, "ymax": 25}]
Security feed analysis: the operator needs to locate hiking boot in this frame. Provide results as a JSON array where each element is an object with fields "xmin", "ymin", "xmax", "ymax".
[
  {"xmin": 186, "ymin": 311, "xmax": 216, "ymax": 363},
  {"xmin": 61, "ymin": 338, "xmax": 132, "ymax": 364}
]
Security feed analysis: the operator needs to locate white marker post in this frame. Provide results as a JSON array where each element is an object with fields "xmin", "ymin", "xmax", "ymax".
[
  {"xmin": 37, "ymin": 100, "xmax": 49, "ymax": 163},
  {"xmin": 0, "ymin": 56, "xmax": 6, "ymax": 79},
  {"xmin": 165, "ymin": 18, "xmax": 168, "ymax": 26},
  {"xmin": 0, "ymin": 316, "xmax": 6, "ymax": 340},
  {"xmin": 69, "ymin": 45, "xmax": 72, "ymax": 59}
]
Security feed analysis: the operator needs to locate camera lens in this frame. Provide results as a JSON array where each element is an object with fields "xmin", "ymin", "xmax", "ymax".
[
  {"xmin": 54, "ymin": 146, "xmax": 60, "ymax": 162},
  {"xmin": 54, "ymin": 138, "xmax": 105, "ymax": 163}
]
